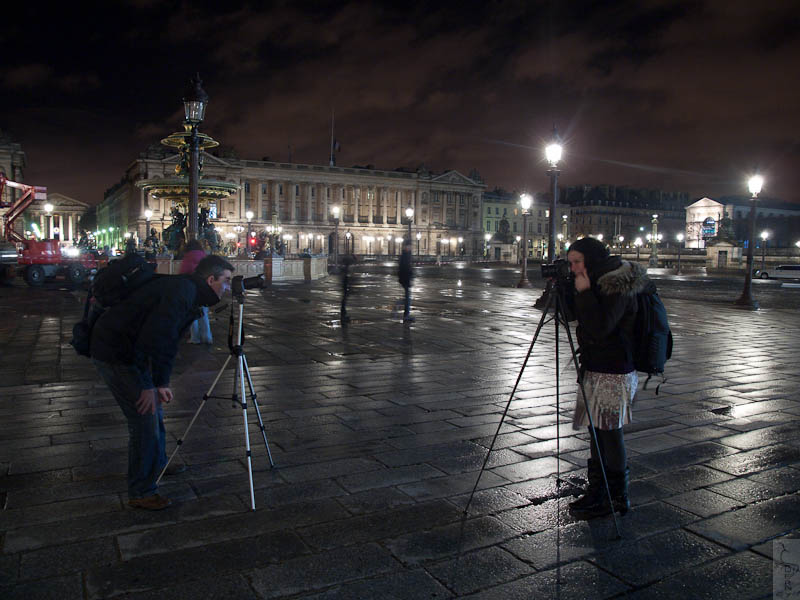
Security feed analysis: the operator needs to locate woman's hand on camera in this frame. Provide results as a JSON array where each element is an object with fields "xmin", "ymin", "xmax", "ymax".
[
  {"xmin": 157, "ymin": 387, "xmax": 173, "ymax": 404},
  {"xmin": 574, "ymin": 271, "xmax": 591, "ymax": 293}
]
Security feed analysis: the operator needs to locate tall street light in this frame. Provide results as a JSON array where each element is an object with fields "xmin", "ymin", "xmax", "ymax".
[
  {"xmin": 734, "ymin": 175, "xmax": 764, "ymax": 310},
  {"xmin": 331, "ymin": 205, "xmax": 340, "ymax": 265},
  {"xmin": 144, "ymin": 209, "xmax": 153, "ymax": 241},
  {"xmin": 676, "ymin": 233, "xmax": 684, "ymax": 274},
  {"xmin": 484, "ymin": 232, "xmax": 491, "ymax": 258},
  {"xmin": 635, "ymin": 237, "xmax": 643, "ymax": 262},
  {"xmin": 415, "ymin": 231, "xmax": 421, "ymax": 255},
  {"xmin": 545, "ymin": 132, "xmax": 562, "ymax": 263},
  {"xmin": 649, "ymin": 214, "xmax": 659, "ymax": 267},
  {"xmin": 405, "ymin": 207, "xmax": 414, "ymax": 240},
  {"xmin": 760, "ymin": 230, "xmax": 769, "ymax": 272},
  {"xmin": 183, "ymin": 73, "xmax": 209, "ymax": 241},
  {"xmin": 517, "ymin": 193, "xmax": 533, "ymax": 287}
]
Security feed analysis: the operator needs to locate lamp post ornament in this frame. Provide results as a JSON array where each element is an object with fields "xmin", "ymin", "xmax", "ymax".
[
  {"xmin": 517, "ymin": 193, "xmax": 533, "ymax": 288},
  {"xmin": 182, "ymin": 73, "xmax": 209, "ymax": 241},
  {"xmin": 405, "ymin": 207, "xmax": 414, "ymax": 239},
  {"xmin": 332, "ymin": 205, "xmax": 340, "ymax": 265},
  {"xmin": 545, "ymin": 129, "xmax": 562, "ymax": 263}
]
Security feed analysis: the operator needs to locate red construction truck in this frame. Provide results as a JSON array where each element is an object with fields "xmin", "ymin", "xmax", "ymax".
[{"xmin": 0, "ymin": 175, "xmax": 106, "ymax": 285}]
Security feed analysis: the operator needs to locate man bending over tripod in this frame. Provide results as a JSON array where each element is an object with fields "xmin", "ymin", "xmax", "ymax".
[{"xmin": 91, "ymin": 255, "xmax": 233, "ymax": 510}]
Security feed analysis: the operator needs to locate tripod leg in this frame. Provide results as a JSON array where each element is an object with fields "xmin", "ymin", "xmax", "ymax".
[
  {"xmin": 237, "ymin": 354, "xmax": 257, "ymax": 510},
  {"xmin": 242, "ymin": 354, "xmax": 275, "ymax": 467},
  {"xmin": 157, "ymin": 355, "xmax": 233, "ymax": 485},
  {"xmin": 463, "ymin": 287, "xmax": 557, "ymax": 515},
  {"xmin": 555, "ymin": 293, "xmax": 622, "ymax": 538}
]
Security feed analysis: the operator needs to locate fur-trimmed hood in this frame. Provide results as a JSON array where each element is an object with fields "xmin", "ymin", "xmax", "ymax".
[{"xmin": 596, "ymin": 260, "xmax": 651, "ymax": 296}]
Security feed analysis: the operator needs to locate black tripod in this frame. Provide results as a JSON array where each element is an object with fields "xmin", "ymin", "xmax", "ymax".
[
  {"xmin": 157, "ymin": 287, "xmax": 275, "ymax": 511},
  {"xmin": 465, "ymin": 276, "xmax": 622, "ymax": 538}
]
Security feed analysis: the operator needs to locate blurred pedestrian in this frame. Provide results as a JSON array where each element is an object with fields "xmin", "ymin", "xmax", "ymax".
[
  {"xmin": 340, "ymin": 253, "xmax": 356, "ymax": 323},
  {"xmin": 396, "ymin": 238, "xmax": 415, "ymax": 323},
  {"xmin": 565, "ymin": 236, "xmax": 650, "ymax": 519},
  {"xmin": 180, "ymin": 239, "xmax": 212, "ymax": 344}
]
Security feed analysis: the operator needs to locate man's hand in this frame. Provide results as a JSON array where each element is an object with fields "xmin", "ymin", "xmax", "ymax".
[
  {"xmin": 574, "ymin": 271, "xmax": 591, "ymax": 293},
  {"xmin": 157, "ymin": 387, "xmax": 173, "ymax": 404},
  {"xmin": 136, "ymin": 388, "xmax": 157, "ymax": 415}
]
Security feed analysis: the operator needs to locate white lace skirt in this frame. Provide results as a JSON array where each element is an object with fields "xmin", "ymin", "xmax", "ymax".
[{"xmin": 572, "ymin": 370, "xmax": 638, "ymax": 430}]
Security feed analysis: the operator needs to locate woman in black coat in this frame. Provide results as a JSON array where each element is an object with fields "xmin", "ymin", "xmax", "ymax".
[{"xmin": 566, "ymin": 237, "xmax": 651, "ymax": 518}]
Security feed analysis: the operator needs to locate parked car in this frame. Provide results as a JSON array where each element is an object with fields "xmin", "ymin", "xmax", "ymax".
[{"xmin": 753, "ymin": 265, "xmax": 800, "ymax": 280}]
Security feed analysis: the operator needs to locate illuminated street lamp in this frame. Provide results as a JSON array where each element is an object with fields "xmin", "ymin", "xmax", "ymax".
[
  {"xmin": 635, "ymin": 237, "xmax": 643, "ymax": 262},
  {"xmin": 53, "ymin": 226, "xmax": 60, "ymax": 241},
  {"xmin": 760, "ymin": 230, "xmax": 769, "ymax": 272},
  {"xmin": 545, "ymin": 131, "xmax": 563, "ymax": 262},
  {"xmin": 345, "ymin": 230, "xmax": 352, "ymax": 254},
  {"xmin": 517, "ymin": 193, "xmax": 533, "ymax": 288},
  {"xmin": 676, "ymin": 233, "xmax": 685, "ymax": 274},
  {"xmin": 458, "ymin": 236, "xmax": 464, "ymax": 256},
  {"xmin": 484, "ymin": 232, "xmax": 491, "ymax": 258},
  {"xmin": 331, "ymin": 205, "xmax": 340, "ymax": 265},
  {"xmin": 405, "ymin": 206, "xmax": 414, "ymax": 239},
  {"xmin": 233, "ymin": 224, "xmax": 245, "ymax": 256},
  {"xmin": 735, "ymin": 175, "xmax": 764, "ymax": 310},
  {"xmin": 182, "ymin": 73, "xmax": 209, "ymax": 241},
  {"xmin": 144, "ymin": 208, "xmax": 153, "ymax": 240},
  {"xmin": 415, "ymin": 231, "xmax": 421, "ymax": 255}
]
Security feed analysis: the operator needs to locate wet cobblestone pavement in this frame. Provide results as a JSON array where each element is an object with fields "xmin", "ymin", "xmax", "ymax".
[{"xmin": 1, "ymin": 264, "xmax": 798, "ymax": 599}]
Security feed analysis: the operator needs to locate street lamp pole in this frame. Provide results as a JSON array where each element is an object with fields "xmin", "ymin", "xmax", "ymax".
[
  {"xmin": 635, "ymin": 237, "xmax": 642, "ymax": 262},
  {"xmin": 649, "ymin": 214, "xmax": 659, "ymax": 267},
  {"xmin": 517, "ymin": 193, "xmax": 532, "ymax": 287},
  {"xmin": 676, "ymin": 233, "xmax": 684, "ymax": 274},
  {"xmin": 484, "ymin": 233, "xmax": 491, "ymax": 259},
  {"xmin": 760, "ymin": 230, "xmax": 768, "ymax": 272},
  {"xmin": 735, "ymin": 175, "xmax": 763, "ymax": 310},
  {"xmin": 415, "ymin": 231, "xmax": 421, "ymax": 256},
  {"xmin": 144, "ymin": 209, "xmax": 153, "ymax": 243},
  {"xmin": 182, "ymin": 74, "xmax": 209, "ymax": 241},
  {"xmin": 545, "ymin": 131, "xmax": 562, "ymax": 263},
  {"xmin": 405, "ymin": 207, "xmax": 414, "ymax": 240}
]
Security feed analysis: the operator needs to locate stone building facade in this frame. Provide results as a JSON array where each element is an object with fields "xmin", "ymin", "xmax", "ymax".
[
  {"xmin": 563, "ymin": 185, "xmax": 687, "ymax": 248},
  {"xmin": 98, "ymin": 145, "xmax": 486, "ymax": 256}
]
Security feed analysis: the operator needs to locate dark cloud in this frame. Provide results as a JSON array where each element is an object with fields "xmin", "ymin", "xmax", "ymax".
[{"xmin": 0, "ymin": 0, "xmax": 797, "ymax": 205}]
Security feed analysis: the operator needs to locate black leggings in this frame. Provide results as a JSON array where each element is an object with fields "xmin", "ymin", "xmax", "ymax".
[{"xmin": 589, "ymin": 427, "xmax": 627, "ymax": 472}]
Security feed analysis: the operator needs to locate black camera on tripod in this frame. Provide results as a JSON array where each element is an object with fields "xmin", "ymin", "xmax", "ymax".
[
  {"xmin": 541, "ymin": 258, "xmax": 572, "ymax": 283},
  {"xmin": 232, "ymin": 274, "xmax": 265, "ymax": 296}
]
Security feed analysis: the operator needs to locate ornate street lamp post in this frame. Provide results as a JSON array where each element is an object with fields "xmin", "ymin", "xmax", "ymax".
[
  {"xmin": 144, "ymin": 209, "xmax": 153, "ymax": 242},
  {"xmin": 517, "ymin": 193, "xmax": 533, "ymax": 288},
  {"xmin": 676, "ymin": 233, "xmax": 684, "ymax": 274},
  {"xmin": 182, "ymin": 74, "xmax": 209, "ymax": 241},
  {"xmin": 545, "ymin": 133, "xmax": 562, "ymax": 263},
  {"xmin": 484, "ymin": 233, "xmax": 491, "ymax": 259},
  {"xmin": 635, "ymin": 237, "xmax": 642, "ymax": 262},
  {"xmin": 405, "ymin": 207, "xmax": 414, "ymax": 240},
  {"xmin": 760, "ymin": 230, "xmax": 769, "ymax": 272},
  {"xmin": 649, "ymin": 214, "xmax": 659, "ymax": 267},
  {"xmin": 735, "ymin": 175, "xmax": 764, "ymax": 310},
  {"xmin": 331, "ymin": 205, "xmax": 340, "ymax": 265},
  {"xmin": 458, "ymin": 236, "xmax": 464, "ymax": 256},
  {"xmin": 415, "ymin": 231, "xmax": 421, "ymax": 255}
]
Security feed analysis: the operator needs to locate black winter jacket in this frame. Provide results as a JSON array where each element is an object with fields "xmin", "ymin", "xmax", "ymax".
[
  {"xmin": 571, "ymin": 259, "xmax": 652, "ymax": 374},
  {"xmin": 398, "ymin": 249, "xmax": 413, "ymax": 287},
  {"xmin": 90, "ymin": 274, "xmax": 220, "ymax": 389}
]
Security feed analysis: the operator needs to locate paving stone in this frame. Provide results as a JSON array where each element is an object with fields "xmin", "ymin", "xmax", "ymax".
[
  {"xmin": 1, "ymin": 573, "xmax": 84, "ymax": 600},
  {"xmin": 335, "ymin": 486, "xmax": 417, "ymax": 514},
  {"xmin": 489, "ymin": 456, "xmax": 576, "ymax": 483},
  {"xmin": 298, "ymin": 499, "xmax": 461, "ymax": 550},
  {"xmin": 589, "ymin": 529, "xmax": 729, "ymax": 586},
  {"xmin": 750, "ymin": 531, "xmax": 800, "ymax": 560},
  {"xmin": 425, "ymin": 546, "xmax": 534, "ymax": 596},
  {"xmin": 336, "ymin": 463, "xmax": 445, "ymax": 492},
  {"xmin": 385, "ymin": 515, "xmax": 520, "ymax": 565},
  {"xmin": 117, "ymin": 498, "xmax": 347, "ymax": 560},
  {"xmin": 247, "ymin": 543, "xmax": 400, "ymax": 599},
  {"xmin": 642, "ymin": 464, "xmax": 736, "ymax": 493},
  {"xmin": 101, "ymin": 573, "xmax": 258, "ymax": 600},
  {"xmin": 87, "ymin": 529, "xmax": 308, "ymax": 599},
  {"xmin": 718, "ymin": 421, "xmax": 800, "ymax": 450},
  {"xmin": 705, "ymin": 443, "xmax": 800, "ymax": 476},
  {"xmin": 460, "ymin": 559, "xmax": 631, "ymax": 599},
  {"xmin": 632, "ymin": 441, "xmax": 738, "ymax": 472},
  {"xmin": 686, "ymin": 493, "xmax": 800, "ymax": 551},
  {"xmin": 0, "ymin": 494, "xmax": 122, "ymax": 530},
  {"xmin": 622, "ymin": 550, "xmax": 771, "ymax": 599},
  {"xmin": 663, "ymin": 488, "xmax": 745, "ymax": 518},
  {"xmin": 19, "ymin": 537, "xmax": 117, "ymax": 579},
  {"xmin": 300, "ymin": 568, "xmax": 453, "ymax": 599}
]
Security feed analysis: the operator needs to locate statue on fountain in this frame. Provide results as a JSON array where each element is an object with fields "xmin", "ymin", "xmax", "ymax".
[
  {"xmin": 163, "ymin": 207, "xmax": 187, "ymax": 251},
  {"xmin": 197, "ymin": 207, "xmax": 220, "ymax": 251}
]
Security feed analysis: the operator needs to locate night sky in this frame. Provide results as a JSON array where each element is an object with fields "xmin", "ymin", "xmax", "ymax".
[{"xmin": 2, "ymin": 1, "xmax": 798, "ymax": 206}]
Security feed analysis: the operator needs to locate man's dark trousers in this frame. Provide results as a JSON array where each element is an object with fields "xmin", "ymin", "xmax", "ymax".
[{"xmin": 93, "ymin": 359, "xmax": 166, "ymax": 499}]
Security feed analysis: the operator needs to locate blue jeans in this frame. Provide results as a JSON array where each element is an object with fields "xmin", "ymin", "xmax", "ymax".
[
  {"xmin": 93, "ymin": 359, "xmax": 166, "ymax": 499},
  {"xmin": 190, "ymin": 306, "xmax": 212, "ymax": 343}
]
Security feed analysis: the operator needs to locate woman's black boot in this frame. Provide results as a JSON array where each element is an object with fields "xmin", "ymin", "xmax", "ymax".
[
  {"xmin": 569, "ymin": 459, "xmax": 602, "ymax": 511},
  {"xmin": 608, "ymin": 467, "xmax": 630, "ymax": 515}
]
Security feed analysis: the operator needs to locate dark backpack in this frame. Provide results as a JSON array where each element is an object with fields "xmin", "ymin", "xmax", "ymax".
[
  {"xmin": 69, "ymin": 254, "xmax": 158, "ymax": 357},
  {"xmin": 631, "ymin": 289, "xmax": 673, "ymax": 392}
]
